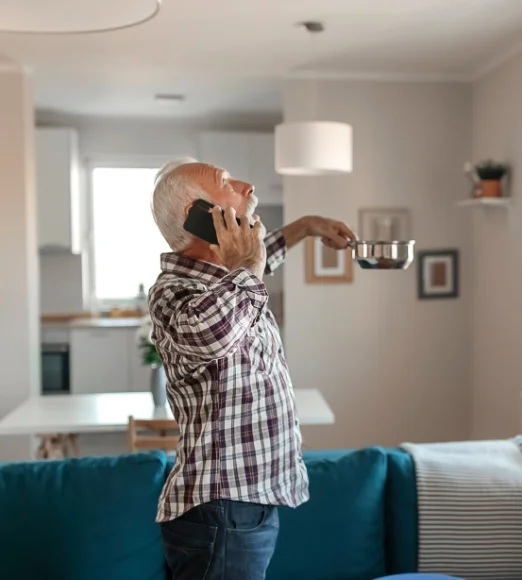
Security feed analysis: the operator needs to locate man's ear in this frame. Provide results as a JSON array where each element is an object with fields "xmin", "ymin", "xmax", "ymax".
[{"xmin": 184, "ymin": 201, "xmax": 196, "ymax": 217}]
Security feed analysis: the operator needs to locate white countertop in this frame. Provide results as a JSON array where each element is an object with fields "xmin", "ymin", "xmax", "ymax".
[
  {"xmin": 68, "ymin": 318, "xmax": 143, "ymax": 329},
  {"xmin": 0, "ymin": 389, "xmax": 335, "ymax": 435},
  {"xmin": 42, "ymin": 317, "xmax": 143, "ymax": 330}
]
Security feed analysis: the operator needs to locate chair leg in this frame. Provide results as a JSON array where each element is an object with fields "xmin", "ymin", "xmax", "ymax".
[
  {"xmin": 35, "ymin": 434, "xmax": 72, "ymax": 460},
  {"xmin": 35, "ymin": 436, "xmax": 50, "ymax": 459},
  {"xmin": 69, "ymin": 434, "xmax": 80, "ymax": 457}
]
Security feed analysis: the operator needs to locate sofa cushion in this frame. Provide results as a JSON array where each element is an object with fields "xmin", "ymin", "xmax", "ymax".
[
  {"xmin": 0, "ymin": 451, "xmax": 167, "ymax": 580},
  {"xmin": 385, "ymin": 449, "xmax": 418, "ymax": 574},
  {"xmin": 267, "ymin": 447, "xmax": 388, "ymax": 580}
]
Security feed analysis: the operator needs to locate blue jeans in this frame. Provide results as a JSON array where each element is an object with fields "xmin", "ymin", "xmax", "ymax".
[{"xmin": 161, "ymin": 499, "xmax": 279, "ymax": 580}]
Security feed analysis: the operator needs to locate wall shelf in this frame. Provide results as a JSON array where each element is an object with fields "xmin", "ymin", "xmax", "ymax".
[{"xmin": 457, "ymin": 198, "xmax": 511, "ymax": 208}]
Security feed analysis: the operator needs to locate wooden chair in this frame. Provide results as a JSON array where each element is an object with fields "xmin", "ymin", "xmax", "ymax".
[
  {"xmin": 127, "ymin": 416, "xmax": 180, "ymax": 453},
  {"xmin": 36, "ymin": 433, "xmax": 79, "ymax": 459}
]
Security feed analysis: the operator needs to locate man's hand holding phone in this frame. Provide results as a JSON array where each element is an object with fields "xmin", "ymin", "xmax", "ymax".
[{"xmin": 210, "ymin": 206, "xmax": 267, "ymax": 279}]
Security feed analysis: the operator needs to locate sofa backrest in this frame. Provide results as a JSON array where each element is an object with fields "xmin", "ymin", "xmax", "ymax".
[
  {"xmin": 0, "ymin": 447, "xmax": 417, "ymax": 580},
  {"xmin": 0, "ymin": 452, "xmax": 168, "ymax": 580},
  {"xmin": 267, "ymin": 447, "xmax": 389, "ymax": 580},
  {"xmin": 385, "ymin": 449, "xmax": 418, "ymax": 575}
]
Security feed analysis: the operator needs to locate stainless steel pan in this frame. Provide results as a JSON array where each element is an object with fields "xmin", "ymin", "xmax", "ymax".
[{"xmin": 348, "ymin": 240, "xmax": 415, "ymax": 270}]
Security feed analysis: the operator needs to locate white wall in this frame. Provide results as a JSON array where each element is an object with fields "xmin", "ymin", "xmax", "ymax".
[
  {"xmin": 283, "ymin": 79, "xmax": 473, "ymax": 449},
  {"xmin": 0, "ymin": 65, "xmax": 39, "ymax": 460},
  {"xmin": 471, "ymin": 54, "xmax": 522, "ymax": 439}
]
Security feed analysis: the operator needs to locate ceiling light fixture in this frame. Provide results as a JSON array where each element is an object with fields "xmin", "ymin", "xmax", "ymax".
[
  {"xmin": 298, "ymin": 21, "xmax": 325, "ymax": 33},
  {"xmin": 0, "ymin": 0, "xmax": 161, "ymax": 35},
  {"xmin": 275, "ymin": 21, "xmax": 353, "ymax": 176},
  {"xmin": 275, "ymin": 122, "xmax": 353, "ymax": 175},
  {"xmin": 154, "ymin": 94, "xmax": 186, "ymax": 105}
]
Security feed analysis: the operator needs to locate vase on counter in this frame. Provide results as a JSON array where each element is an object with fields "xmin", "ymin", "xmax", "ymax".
[{"xmin": 151, "ymin": 365, "xmax": 167, "ymax": 407}]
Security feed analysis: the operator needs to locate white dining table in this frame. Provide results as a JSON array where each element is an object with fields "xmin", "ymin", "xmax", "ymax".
[{"xmin": 0, "ymin": 389, "xmax": 334, "ymax": 436}]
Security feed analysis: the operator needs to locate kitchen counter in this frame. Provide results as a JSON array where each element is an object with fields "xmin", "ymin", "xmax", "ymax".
[
  {"xmin": 42, "ymin": 316, "xmax": 144, "ymax": 329},
  {"xmin": 69, "ymin": 317, "xmax": 143, "ymax": 329}
]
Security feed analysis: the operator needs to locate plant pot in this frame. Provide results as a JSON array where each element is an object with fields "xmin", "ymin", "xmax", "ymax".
[
  {"xmin": 478, "ymin": 179, "xmax": 502, "ymax": 198},
  {"xmin": 151, "ymin": 365, "xmax": 167, "ymax": 407}
]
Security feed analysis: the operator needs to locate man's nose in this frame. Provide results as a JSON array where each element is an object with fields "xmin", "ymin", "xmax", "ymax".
[
  {"xmin": 242, "ymin": 181, "xmax": 255, "ymax": 197},
  {"xmin": 234, "ymin": 179, "xmax": 254, "ymax": 197}
]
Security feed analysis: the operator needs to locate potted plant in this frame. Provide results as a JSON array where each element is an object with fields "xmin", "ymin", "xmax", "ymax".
[
  {"xmin": 472, "ymin": 160, "xmax": 509, "ymax": 198},
  {"xmin": 137, "ymin": 315, "xmax": 167, "ymax": 407}
]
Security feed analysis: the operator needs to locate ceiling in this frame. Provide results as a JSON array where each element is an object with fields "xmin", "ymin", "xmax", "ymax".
[{"xmin": 1, "ymin": 0, "xmax": 522, "ymax": 121}]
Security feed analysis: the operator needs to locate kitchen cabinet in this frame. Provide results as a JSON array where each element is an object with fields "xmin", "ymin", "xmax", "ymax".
[
  {"xmin": 199, "ymin": 131, "xmax": 282, "ymax": 206},
  {"xmin": 36, "ymin": 127, "xmax": 81, "ymax": 253},
  {"xmin": 70, "ymin": 327, "xmax": 151, "ymax": 395}
]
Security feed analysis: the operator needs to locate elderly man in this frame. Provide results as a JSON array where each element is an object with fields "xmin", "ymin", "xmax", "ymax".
[{"xmin": 149, "ymin": 157, "xmax": 355, "ymax": 580}]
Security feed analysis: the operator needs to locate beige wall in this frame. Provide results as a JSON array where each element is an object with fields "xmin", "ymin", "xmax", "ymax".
[
  {"xmin": 472, "ymin": 55, "xmax": 522, "ymax": 439},
  {"xmin": 283, "ymin": 79, "xmax": 473, "ymax": 449},
  {"xmin": 0, "ymin": 64, "xmax": 39, "ymax": 460}
]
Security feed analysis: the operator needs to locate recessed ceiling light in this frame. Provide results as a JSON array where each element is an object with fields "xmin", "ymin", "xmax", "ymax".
[
  {"xmin": 154, "ymin": 94, "xmax": 186, "ymax": 105},
  {"xmin": 297, "ymin": 21, "xmax": 325, "ymax": 34},
  {"xmin": 0, "ymin": 0, "xmax": 161, "ymax": 35}
]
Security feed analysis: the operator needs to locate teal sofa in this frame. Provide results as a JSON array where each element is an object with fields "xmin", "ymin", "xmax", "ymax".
[{"xmin": 0, "ymin": 448, "xmax": 418, "ymax": 580}]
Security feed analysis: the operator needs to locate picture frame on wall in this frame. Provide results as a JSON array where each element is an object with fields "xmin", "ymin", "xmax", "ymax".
[
  {"xmin": 417, "ymin": 249, "xmax": 459, "ymax": 299},
  {"xmin": 358, "ymin": 208, "xmax": 411, "ymax": 241},
  {"xmin": 305, "ymin": 237, "xmax": 353, "ymax": 284}
]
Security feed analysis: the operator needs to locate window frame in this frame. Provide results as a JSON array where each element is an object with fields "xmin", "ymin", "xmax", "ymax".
[{"xmin": 86, "ymin": 155, "xmax": 174, "ymax": 312}]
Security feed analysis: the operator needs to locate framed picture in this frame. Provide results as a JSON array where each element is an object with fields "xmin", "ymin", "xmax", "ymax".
[
  {"xmin": 359, "ymin": 208, "xmax": 411, "ymax": 241},
  {"xmin": 305, "ymin": 237, "xmax": 353, "ymax": 284},
  {"xmin": 417, "ymin": 249, "xmax": 459, "ymax": 299}
]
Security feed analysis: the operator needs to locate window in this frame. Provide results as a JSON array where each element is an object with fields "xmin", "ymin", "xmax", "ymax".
[{"xmin": 91, "ymin": 167, "xmax": 169, "ymax": 304}]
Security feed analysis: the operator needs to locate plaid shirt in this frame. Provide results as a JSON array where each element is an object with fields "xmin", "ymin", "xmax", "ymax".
[{"xmin": 149, "ymin": 230, "xmax": 309, "ymax": 522}]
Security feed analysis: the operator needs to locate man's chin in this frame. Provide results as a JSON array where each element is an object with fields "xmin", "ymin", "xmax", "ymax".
[{"xmin": 245, "ymin": 195, "xmax": 259, "ymax": 218}]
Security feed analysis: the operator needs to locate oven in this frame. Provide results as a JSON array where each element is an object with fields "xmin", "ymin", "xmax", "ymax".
[{"xmin": 41, "ymin": 343, "xmax": 70, "ymax": 395}]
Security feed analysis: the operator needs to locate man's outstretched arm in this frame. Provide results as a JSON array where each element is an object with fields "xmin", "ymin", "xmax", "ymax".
[{"xmin": 264, "ymin": 216, "xmax": 357, "ymax": 274}]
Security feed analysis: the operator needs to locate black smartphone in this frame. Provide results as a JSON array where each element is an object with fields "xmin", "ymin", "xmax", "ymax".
[{"xmin": 183, "ymin": 199, "xmax": 247, "ymax": 245}]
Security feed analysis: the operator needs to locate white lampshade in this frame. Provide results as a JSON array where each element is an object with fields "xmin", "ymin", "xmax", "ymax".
[
  {"xmin": 0, "ymin": 0, "xmax": 161, "ymax": 34},
  {"xmin": 275, "ymin": 121, "xmax": 353, "ymax": 176}
]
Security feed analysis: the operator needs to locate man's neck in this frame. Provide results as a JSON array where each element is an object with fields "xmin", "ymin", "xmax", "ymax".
[{"xmin": 180, "ymin": 242, "xmax": 224, "ymax": 269}]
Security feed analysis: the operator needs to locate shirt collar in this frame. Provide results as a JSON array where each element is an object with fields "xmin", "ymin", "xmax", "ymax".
[{"xmin": 160, "ymin": 252, "xmax": 229, "ymax": 285}]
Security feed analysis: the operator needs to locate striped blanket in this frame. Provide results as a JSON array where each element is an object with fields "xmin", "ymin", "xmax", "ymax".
[{"xmin": 401, "ymin": 438, "xmax": 522, "ymax": 580}]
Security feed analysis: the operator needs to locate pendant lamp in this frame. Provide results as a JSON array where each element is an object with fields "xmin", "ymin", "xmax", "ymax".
[
  {"xmin": 275, "ymin": 121, "xmax": 353, "ymax": 176},
  {"xmin": 275, "ymin": 21, "xmax": 353, "ymax": 176},
  {"xmin": 0, "ymin": 0, "xmax": 161, "ymax": 34}
]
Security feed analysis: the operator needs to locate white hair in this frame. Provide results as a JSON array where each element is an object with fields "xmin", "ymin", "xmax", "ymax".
[{"xmin": 151, "ymin": 156, "xmax": 211, "ymax": 252}]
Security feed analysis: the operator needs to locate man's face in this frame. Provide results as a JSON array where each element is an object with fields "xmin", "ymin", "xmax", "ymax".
[{"xmin": 179, "ymin": 162, "xmax": 258, "ymax": 218}]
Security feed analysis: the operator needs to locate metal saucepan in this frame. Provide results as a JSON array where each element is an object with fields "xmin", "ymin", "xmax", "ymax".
[{"xmin": 347, "ymin": 240, "xmax": 416, "ymax": 270}]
